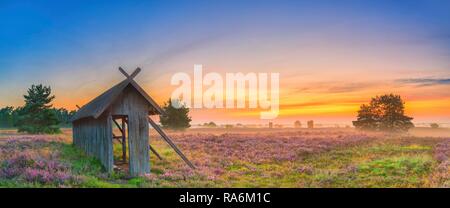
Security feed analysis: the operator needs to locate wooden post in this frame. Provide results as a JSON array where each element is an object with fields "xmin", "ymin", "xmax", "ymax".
[{"xmin": 121, "ymin": 118, "xmax": 127, "ymax": 162}]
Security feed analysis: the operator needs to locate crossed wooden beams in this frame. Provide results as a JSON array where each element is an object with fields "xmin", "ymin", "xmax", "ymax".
[{"xmin": 119, "ymin": 67, "xmax": 141, "ymax": 80}]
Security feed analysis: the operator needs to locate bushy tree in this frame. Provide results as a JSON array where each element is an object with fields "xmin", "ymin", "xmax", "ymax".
[
  {"xmin": 430, "ymin": 123, "xmax": 439, "ymax": 129},
  {"xmin": 16, "ymin": 84, "xmax": 61, "ymax": 134},
  {"xmin": 52, "ymin": 108, "xmax": 76, "ymax": 127},
  {"xmin": 307, "ymin": 120, "xmax": 314, "ymax": 129},
  {"xmin": 203, "ymin": 121, "xmax": 217, "ymax": 127},
  {"xmin": 353, "ymin": 94, "xmax": 414, "ymax": 132},
  {"xmin": 0, "ymin": 106, "xmax": 15, "ymax": 128},
  {"xmin": 159, "ymin": 99, "xmax": 191, "ymax": 130}
]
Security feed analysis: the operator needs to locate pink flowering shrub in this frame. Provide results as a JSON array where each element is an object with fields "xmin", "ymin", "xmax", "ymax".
[
  {"xmin": 0, "ymin": 138, "xmax": 77, "ymax": 186},
  {"xmin": 158, "ymin": 130, "xmax": 377, "ymax": 182},
  {"xmin": 430, "ymin": 139, "xmax": 450, "ymax": 187},
  {"xmin": 171, "ymin": 131, "xmax": 375, "ymax": 164},
  {"xmin": 434, "ymin": 140, "xmax": 450, "ymax": 163}
]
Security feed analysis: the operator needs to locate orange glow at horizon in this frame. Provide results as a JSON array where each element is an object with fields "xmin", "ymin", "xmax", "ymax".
[{"xmin": 9, "ymin": 76, "xmax": 450, "ymax": 125}]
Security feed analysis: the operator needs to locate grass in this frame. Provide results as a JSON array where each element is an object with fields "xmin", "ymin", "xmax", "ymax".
[
  {"xmin": 0, "ymin": 128, "xmax": 448, "ymax": 187},
  {"xmin": 211, "ymin": 138, "xmax": 443, "ymax": 187}
]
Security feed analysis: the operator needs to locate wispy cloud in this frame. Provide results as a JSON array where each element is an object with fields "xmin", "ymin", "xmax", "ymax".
[
  {"xmin": 294, "ymin": 82, "xmax": 379, "ymax": 94},
  {"xmin": 396, "ymin": 78, "xmax": 450, "ymax": 86}
]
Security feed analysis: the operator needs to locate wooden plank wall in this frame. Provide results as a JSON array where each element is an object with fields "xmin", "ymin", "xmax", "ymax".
[{"xmin": 73, "ymin": 114, "xmax": 114, "ymax": 172}]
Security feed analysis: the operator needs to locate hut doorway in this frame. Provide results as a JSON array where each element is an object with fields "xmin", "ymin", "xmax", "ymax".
[
  {"xmin": 112, "ymin": 115, "xmax": 129, "ymax": 171},
  {"xmin": 111, "ymin": 114, "xmax": 164, "ymax": 173}
]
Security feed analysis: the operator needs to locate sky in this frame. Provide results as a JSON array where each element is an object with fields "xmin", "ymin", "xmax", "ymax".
[{"xmin": 0, "ymin": 0, "xmax": 449, "ymax": 125}]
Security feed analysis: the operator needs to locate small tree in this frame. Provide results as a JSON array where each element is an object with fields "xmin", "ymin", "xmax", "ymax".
[
  {"xmin": 307, "ymin": 120, "xmax": 314, "ymax": 129},
  {"xmin": 203, "ymin": 122, "xmax": 217, "ymax": 128},
  {"xmin": 353, "ymin": 94, "xmax": 414, "ymax": 132},
  {"xmin": 159, "ymin": 99, "xmax": 191, "ymax": 130},
  {"xmin": 430, "ymin": 123, "xmax": 439, "ymax": 129},
  {"xmin": 0, "ymin": 106, "xmax": 15, "ymax": 128},
  {"xmin": 16, "ymin": 84, "xmax": 60, "ymax": 134},
  {"xmin": 294, "ymin": 120, "xmax": 302, "ymax": 128}
]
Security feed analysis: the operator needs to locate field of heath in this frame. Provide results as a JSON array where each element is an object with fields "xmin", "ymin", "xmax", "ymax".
[{"xmin": 0, "ymin": 128, "xmax": 448, "ymax": 187}]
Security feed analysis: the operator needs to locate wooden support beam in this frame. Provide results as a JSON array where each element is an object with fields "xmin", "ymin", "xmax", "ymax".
[
  {"xmin": 121, "ymin": 118, "xmax": 127, "ymax": 163},
  {"xmin": 148, "ymin": 117, "xmax": 195, "ymax": 169},
  {"xmin": 112, "ymin": 133, "xmax": 122, "ymax": 144},
  {"xmin": 112, "ymin": 118, "xmax": 127, "ymax": 163},
  {"xmin": 149, "ymin": 145, "xmax": 163, "ymax": 160},
  {"xmin": 112, "ymin": 119, "xmax": 123, "ymax": 132}
]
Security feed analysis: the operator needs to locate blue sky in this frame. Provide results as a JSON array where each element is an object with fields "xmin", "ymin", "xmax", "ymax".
[{"xmin": 1, "ymin": 0, "xmax": 449, "ymax": 123}]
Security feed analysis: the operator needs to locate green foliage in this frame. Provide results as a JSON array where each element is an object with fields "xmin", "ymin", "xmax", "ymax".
[
  {"xmin": 52, "ymin": 108, "xmax": 76, "ymax": 127},
  {"xmin": 294, "ymin": 120, "xmax": 302, "ymax": 128},
  {"xmin": 0, "ymin": 106, "xmax": 16, "ymax": 128},
  {"xmin": 15, "ymin": 84, "xmax": 61, "ymax": 134},
  {"xmin": 159, "ymin": 99, "xmax": 191, "ymax": 130},
  {"xmin": 0, "ymin": 106, "xmax": 76, "ymax": 129},
  {"xmin": 203, "ymin": 121, "xmax": 217, "ymax": 127},
  {"xmin": 57, "ymin": 143, "xmax": 104, "ymax": 175},
  {"xmin": 353, "ymin": 94, "xmax": 414, "ymax": 132}
]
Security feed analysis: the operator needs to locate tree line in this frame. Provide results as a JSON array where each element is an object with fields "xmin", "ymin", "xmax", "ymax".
[
  {"xmin": 0, "ymin": 84, "xmax": 76, "ymax": 133},
  {"xmin": 0, "ymin": 106, "xmax": 75, "ymax": 128},
  {"xmin": 0, "ymin": 84, "xmax": 191, "ymax": 133}
]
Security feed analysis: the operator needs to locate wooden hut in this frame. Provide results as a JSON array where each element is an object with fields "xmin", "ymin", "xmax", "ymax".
[{"xmin": 71, "ymin": 67, "xmax": 194, "ymax": 176}]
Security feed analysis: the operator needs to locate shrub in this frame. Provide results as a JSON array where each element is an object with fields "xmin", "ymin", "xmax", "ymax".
[{"xmin": 430, "ymin": 123, "xmax": 439, "ymax": 129}]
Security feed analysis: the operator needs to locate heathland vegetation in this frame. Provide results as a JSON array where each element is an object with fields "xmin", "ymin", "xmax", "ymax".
[{"xmin": 0, "ymin": 128, "xmax": 448, "ymax": 187}]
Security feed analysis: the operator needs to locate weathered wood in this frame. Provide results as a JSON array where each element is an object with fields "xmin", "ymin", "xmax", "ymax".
[
  {"xmin": 148, "ymin": 117, "xmax": 195, "ymax": 169},
  {"xmin": 73, "ymin": 113, "xmax": 113, "ymax": 172},
  {"xmin": 119, "ymin": 67, "xmax": 141, "ymax": 80},
  {"xmin": 113, "ymin": 119, "xmax": 123, "ymax": 132},
  {"xmin": 121, "ymin": 118, "xmax": 127, "ymax": 162},
  {"xmin": 117, "ymin": 67, "xmax": 164, "ymax": 115},
  {"xmin": 111, "ymin": 85, "xmax": 150, "ymax": 176}
]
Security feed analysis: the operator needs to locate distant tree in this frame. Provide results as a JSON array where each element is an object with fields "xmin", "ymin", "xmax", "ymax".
[
  {"xmin": 52, "ymin": 108, "xmax": 76, "ymax": 127},
  {"xmin": 203, "ymin": 121, "xmax": 217, "ymax": 128},
  {"xmin": 307, "ymin": 120, "xmax": 314, "ymax": 129},
  {"xmin": 0, "ymin": 106, "xmax": 15, "ymax": 128},
  {"xmin": 15, "ymin": 84, "xmax": 61, "ymax": 134},
  {"xmin": 225, "ymin": 124, "xmax": 234, "ymax": 129},
  {"xmin": 294, "ymin": 120, "xmax": 302, "ymax": 128},
  {"xmin": 430, "ymin": 123, "xmax": 439, "ymax": 129},
  {"xmin": 159, "ymin": 99, "xmax": 191, "ymax": 130},
  {"xmin": 353, "ymin": 94, "xmax": 414, "ymax": 132}
]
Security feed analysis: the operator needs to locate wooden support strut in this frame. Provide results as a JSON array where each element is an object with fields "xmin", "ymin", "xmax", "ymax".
[
  {"xmin": 120, "ymin": 118, "xmax": 127, "ymax": 162},
  {"xmin": 112, "ymin": 118, "xmax": 127, "ymax": 162},
  {"xmin": 149, "ymin": 145, "xmax": 163, "ymax": 160},
  {"xmin": 148, "ymin": 117, "xmax": 195, "ymax": 169}
]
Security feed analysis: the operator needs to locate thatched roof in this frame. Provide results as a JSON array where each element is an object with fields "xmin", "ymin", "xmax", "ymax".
[{"xmin": 71, "ymin": 70, "xmax": 164, "ymax": 122}]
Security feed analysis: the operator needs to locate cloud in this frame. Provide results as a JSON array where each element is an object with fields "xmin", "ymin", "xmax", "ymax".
[
  {"xmin": 396, "ymin": 78, "xmax": 450, "ymax": 86},
  {"xmin": 294, "ymin": 82, "xmax": 378, "ymax": 94}
]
